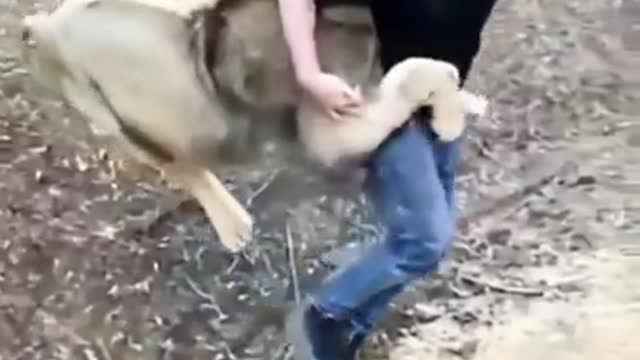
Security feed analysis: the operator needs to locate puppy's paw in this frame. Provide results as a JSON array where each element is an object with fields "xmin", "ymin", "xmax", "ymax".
[
  {"xmin": 460, "ymin": 90, "xmax": 489, "ymax": 117},
  {"xmin": 432, "ymin": 117, "xmax": 465, "ymax": 142}
]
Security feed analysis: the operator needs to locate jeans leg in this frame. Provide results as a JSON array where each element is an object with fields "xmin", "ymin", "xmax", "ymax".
[
  {"xmin": 430, "ymin": 127, "xmax": 465, "ymax": 212},
  {"xmin": 311, "ymin": 120, "xmax": 454, "ymax": 330},
  {"xmin": 349, "ymin": 283, "xmax": 405, "ymax": 333},
  {"xmin": 347, "ymin": 129, "xmax": 465, "ymax": 332}
]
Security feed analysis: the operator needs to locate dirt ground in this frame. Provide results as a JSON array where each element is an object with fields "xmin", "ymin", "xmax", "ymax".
[{"xmin": 0, "ymin": 0, "xmax": 638, "ymax": 359}]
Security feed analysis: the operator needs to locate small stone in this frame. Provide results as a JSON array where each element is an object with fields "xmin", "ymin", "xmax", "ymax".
[
  {"xmin": 571, "ymin": 175, "xmax": 596, "ymax": 187},
  {"xmin": 413, "ymin": 303, "xmax": 443, "ymax": 322},
  {"xmin": 493, "ymin": 246, "xmax": 531, "ymax": 267},
  {"xmin": 34, "ymin": 169, "xmax": 44, "ymax": 183},
  {"xmin": 486, "ymin": 228, "xmax": 512, "ymax": 246}
]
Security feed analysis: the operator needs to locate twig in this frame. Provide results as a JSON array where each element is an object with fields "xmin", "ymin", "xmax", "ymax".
[
  {"xmin": 128, "ymin": 194, "xmax": 193, "ymax": 235},
  {"xmin": 262, "ymin": 253, "xmax": 276, "ymax": 277},
  {"xmin": 241, "ymin": 247, "xmax": 258, "ymax": 266},
  {"xmin": 183, "ymin": 273, "xmax": 215, "ymax": 301},
  {"xmin": 546, "ymin": 273, "xmax": 594, "ymax": 288},
  {"xmin": 460, "ymin": 162, "xmax": 570, "ymax": 223},
  {"xmin": 452, "ymin": 242, "xmax": 481, "ymax": 258},
  {"xmin": 273, "ymin": 343, "xmax": 293, "ymax": 360},
  {"xmin": 448, "ymin": 282, "xmax": 475, "ymax": 298},
  {"xmin": 246, "ymin": 169, "xmax": 280, "ymax": 207},
  {"xmin": 344, "ymin": 216, "xmax": 382, "ymax": 237},
  {"xmin": 285, "ymin": 221, "xmax": 301, "ymax": 304},
  {"xmin": 194, "ymin": 245, "xmax": 206, "ymax": 270},
  {"xmin": 182, "ymin": 273, "xmax": 226, "ymax": 318},
  {"xmin": 459, "ymin": 274, "xmax": 544, "ymax": 297},
  {"xmin": 96, "ymin": 338, "xmax": 113, "ymax": 360},
  {"xmin": 225, "ymin": 256, "xmax": 240, "ymax": 274},
  {"xmin": 83, "ymin": 348, "xmax": 99, "ymax": 360},
  {"xmin": 220, "ymin": 342, "xmax": 238, "ymax": 360},
  {"xmin": 36, "ymin": 310, "xmax": 91, "ymax": 346}
]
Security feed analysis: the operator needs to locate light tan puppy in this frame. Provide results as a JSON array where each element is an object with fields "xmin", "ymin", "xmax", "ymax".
[{"xmin": 298, "ymin": 57, "xmax": 487, "ymax": 170}]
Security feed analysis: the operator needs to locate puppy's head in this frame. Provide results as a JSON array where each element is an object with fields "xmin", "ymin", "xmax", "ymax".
[{"xmin": 386, "ymin": 57, "xmax": 466, "ymax": 141}]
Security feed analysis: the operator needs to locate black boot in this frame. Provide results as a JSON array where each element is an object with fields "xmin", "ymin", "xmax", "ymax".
[
  {"xmin": 344, "ymin": 331, "xmax": 368, "ymax": 360},
  {"xmin": 286, "ymin": 300, "xmax": 356, "ymax": 360}
]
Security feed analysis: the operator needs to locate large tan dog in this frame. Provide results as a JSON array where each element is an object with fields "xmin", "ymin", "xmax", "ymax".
[{"xmin": 21, "ymin": 0, "xmax": 487, "ymax": 252}]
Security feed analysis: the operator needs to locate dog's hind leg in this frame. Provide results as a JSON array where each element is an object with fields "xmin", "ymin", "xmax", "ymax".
[{"xmin": 162, "ymin": 163, "xmax": 254, "ymax": 253}]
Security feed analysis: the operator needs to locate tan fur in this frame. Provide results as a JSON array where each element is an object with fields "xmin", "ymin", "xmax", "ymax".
[
  {"xmin": 21, "ymin": 0, "xmax": 487, "ymax": 253},
  {"xmin": 162, "ymin": 162, "xmax": 253, "ymax": 252},
  {"xmin": 298, "ymin": 57, "xmax": 480, "ymax": 169}
]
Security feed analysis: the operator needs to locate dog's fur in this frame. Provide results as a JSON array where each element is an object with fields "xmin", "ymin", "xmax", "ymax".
[{"xmin": 21, "ymin": 0, "xmax": 487, "ymax": 252}]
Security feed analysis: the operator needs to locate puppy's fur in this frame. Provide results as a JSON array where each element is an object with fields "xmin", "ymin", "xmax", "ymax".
[
  {"xmin": 21, "ymin": 0, "xmax": 487, "ymax": 253},
  {"xmin": 298, "ymin": 57, "xmax": 487, "ymax": 169}
]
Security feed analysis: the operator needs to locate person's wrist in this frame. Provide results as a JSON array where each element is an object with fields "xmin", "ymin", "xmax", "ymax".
[{"xmin": 295, "ymin": 69, "xmax": 321, "ymax": 91}]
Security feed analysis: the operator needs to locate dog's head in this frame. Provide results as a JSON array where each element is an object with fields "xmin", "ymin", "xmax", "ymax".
[{"xmin": 21, "ymin": 11, "xmax": 72, "ymax": 97}]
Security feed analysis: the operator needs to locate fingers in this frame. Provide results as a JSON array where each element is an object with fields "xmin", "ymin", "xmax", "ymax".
[
  {"xmin": 327, "ymin": 102, "xmax": 360, "ymax": 121},
  {"xmin": 333, "ymin": 85, "xmax": 363, "ymax": 119},
  {"xmin": 327, "ymin": 105, "xmax": 361, "ymax": 121},
  {"xmin": 341, "ymin": 84, "xmax": 363, "ymax": 104},
  {"xmin": 335, "ymin": 102, "xmax": 362, "ymax": 118},
  {"xmin": 328, "ymin": 109, "xmax": 343, "ymax": 122},
  {"xmin": 328, "ymin": 100, "xmax": 361, "ymax": 121},
  {"xmin": 307, "ymin": 75, "xmax": 364, "ymax": 121}
]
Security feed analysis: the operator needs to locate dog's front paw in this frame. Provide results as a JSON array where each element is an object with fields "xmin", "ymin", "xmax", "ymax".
[{"xmin": 217, "ymin": 210, "xmax": 254, "ymax": 253}]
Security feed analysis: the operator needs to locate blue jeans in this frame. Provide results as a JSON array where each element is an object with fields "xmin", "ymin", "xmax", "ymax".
[{"xmin": 311, "ymin": 118, "xmax": 463, "ymax": 333}]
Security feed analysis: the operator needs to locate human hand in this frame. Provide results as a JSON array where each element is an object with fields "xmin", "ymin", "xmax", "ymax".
[{"xmin": 299, "ymin": 72, "xmax": 363, "ymax": 121}]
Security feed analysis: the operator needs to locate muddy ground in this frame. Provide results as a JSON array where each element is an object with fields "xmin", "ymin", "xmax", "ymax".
[{"xmin": 0, "ymin": 0, "xmax": 638, "ymax": 359}]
